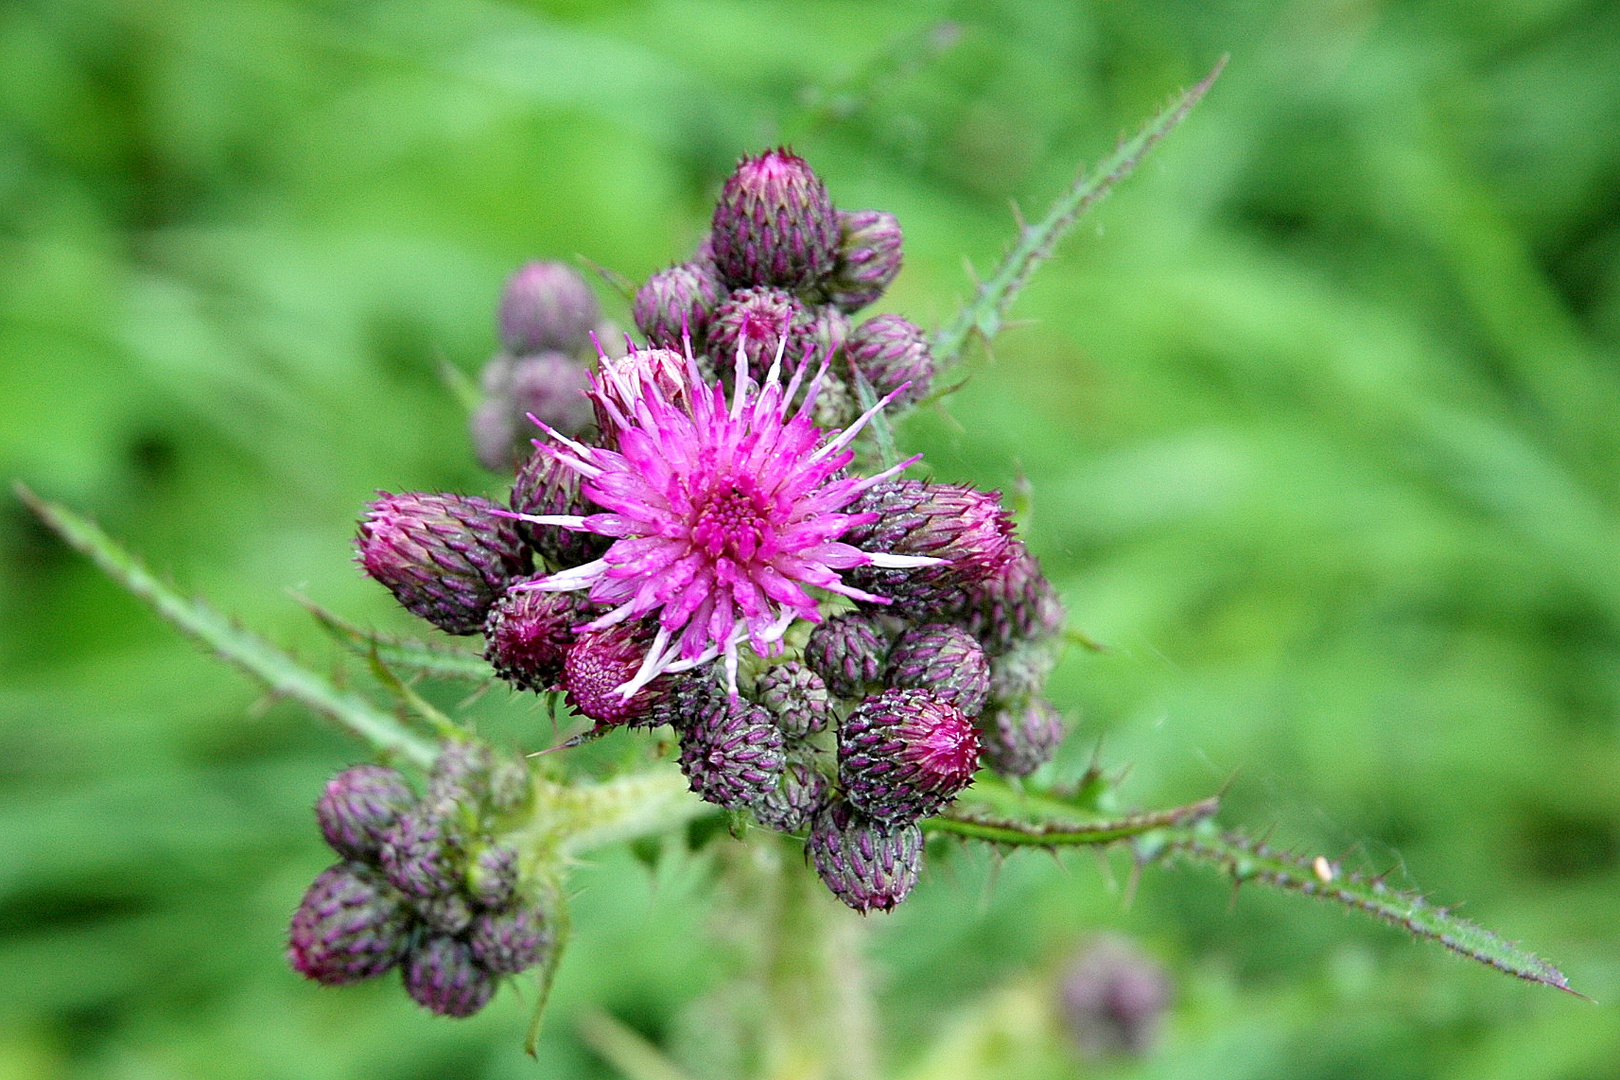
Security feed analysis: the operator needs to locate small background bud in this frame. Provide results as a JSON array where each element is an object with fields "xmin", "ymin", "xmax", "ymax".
[
  {"xmin": 402, "ymin": 934, "xmax": 498, "ymax": 1018},
  {"xmin": 498, "ymin": 260, "xmax": 601, "ymax": 355},
  {"xmin": 1058, "ymin": 934, "xmax": 1171, "ymax": 1059},
  {"xmin": 316, "ymin": 764, "xmax": 416, "ymax": 863},
  {"xmin": 287, "ymin": 863, "xmax": 412, "ymax": 985},
  {"xmin": 826, "ymin": 209, "xmax": 904, "ymax": 312}
]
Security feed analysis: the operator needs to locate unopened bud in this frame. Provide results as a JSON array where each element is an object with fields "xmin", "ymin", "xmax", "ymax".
[
  {"xmin": 807, "ymin": 799, "xmax": 922, "ymax": 913},
  {"xmin": 634, "ymin": 261, "xmax": 724, "ymax": 350},
  {"xmin": 710, "ymin": 148, "xmax": 840, "ymax": 290},
  {"xmin": 826, "ymin": 209, "xmax": 904, "ymax": 312},
  {"xmin": 484, "ymin": 584, "xmax": 583, "ymax": 693},
  {"xmin": 562, "ymin": 623, "xmax": 673, "ymax": 727},
  {"xmin": 1059, "ymin": 935, "xmax": 1171, "ymax": 1058},
  {"xmin": 678, "ymin": 696, "xmax": 786, "ymax": 810},
  {"xmin": 510, "ymin": 443, "xmax": 611, "ymax": 569},
  {"xmin": 844, "ymin": 314, "xmax": 933, "ymax": 408},
  {"xmin": 978, "ymin": 697, "xmax": 1065, "ymax": 778},
  {"xmin": 402, "ymin": 933, "xmax": 497, "ymax": 1018},
  {"xmin": 885, "ymin": 623, "xmax": 991, "ymax": 716},
  {"xmin": 467, "ymin": 902, "xmax": 550, "ymax": 975},
  {"xmin": 357, "ymin": 492, "xmax": 532, "ymax": 635},
  {"xmin": 287, "ymin": 862, "xmax": 411, "ymax": 985},
  {"xmin": 755, "ymin": 661, "xmax": 830, "ymax": 738},
  {"xmin": 839, "ymin": 688, "xmax": 978, "ymax": 824},
  {"xmin": 316, "ymin": 764, "xmax": 416, "ymax": 863},
  {"xmin": 842, "ymin": 481, "xmax": 1016, "ymax": 619},
  {"xmin": 803, "ymin": 612, "xmax": 890, "ymax": 699},
  {"xmin": 498, "ymin": 260, "xmax": 601, "ymax": 356}
]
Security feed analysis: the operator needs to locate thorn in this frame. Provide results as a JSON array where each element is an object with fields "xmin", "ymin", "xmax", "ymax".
[
  {"xmin": 1009, "ymin": 198, "xmax": 1026, "ymax": 232},
  {"xmin": 961, "ymin": 255, "xmax": 981, "ymax": 285}
]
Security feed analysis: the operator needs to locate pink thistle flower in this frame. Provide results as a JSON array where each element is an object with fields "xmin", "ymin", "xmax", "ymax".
[{"xmin": 509, "ymin": 341, "xmax": 938, "ymax": 698}]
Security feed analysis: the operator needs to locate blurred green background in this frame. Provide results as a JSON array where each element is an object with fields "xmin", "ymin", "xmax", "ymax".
[{"xmin": 4, "ymin": 0, "xmax": 1620, "ymax": 1076}]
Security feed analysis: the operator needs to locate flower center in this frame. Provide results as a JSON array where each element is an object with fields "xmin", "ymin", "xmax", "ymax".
[{"xmin": 691, "ymin": 478, "xmax": 774, "ymax": 562}]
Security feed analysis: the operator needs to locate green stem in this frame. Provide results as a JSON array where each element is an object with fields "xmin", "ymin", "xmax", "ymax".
[
  {"xmin": 930, "ymin": 55, "xmax": 1227, "ymax": 370},
  {"xmin": 16, "ymin": 484, "xmax": 436, "ymax": 767}
]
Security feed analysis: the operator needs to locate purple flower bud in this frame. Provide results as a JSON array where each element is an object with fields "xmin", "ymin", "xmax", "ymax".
[
  {"xmin": 803, "ymin": 612, "xmax": 890, "ymax": 699},
  {"xmin": 379, "ymin": 810, "xmax": 459, "ymax": 901},
  {"xmin": 402, "ymin": 933, "xmax": 498, "ymax": 1018},
  {"xmin": 806, "ymin": 799, "xmax": 922, "ymax": 913},
  {"xmin": 510, "ymin": 441, "xmax": 612, "ymax": 569},
  {"xmin": 416, "ymin": 890, "xmax": 474, "ymax": 936},
  {"xmin": 287, "ymin": 863, "xmax": 411, "ymax": 985},
  {"xmin": 959, "ymin": 541, "xmax": 1067, "ymax": 654},
  {"xmin": 978, "ymin": 697, "xmax": 1065, "ymax": 778},
  {"xmin": 467, "ymin": 844, "xmax": 520, "ymax": 909},
  {"xmin": 707, "ymin": 286, "xmax": 819, "ymax": 381},
  {"xmin": 677, "ymin": 696, "xmax": 787, "ymax": 810},
  {"xmin": 634, "ymin": 261, "xmax": 724, "ymax": 350},
  {"xmin": 885, "ymin": 623, "xmax": 991, "ymax": 717},
  {"xmin": 497, "ymin": 260, "xmax": 601, "ymax": 356},
  {"xmin": 561, "ymin": 623, "xmax": 673, "ymax": 727},
  {"xmin": 844, "ymin": 314, "xmax": 933, "ymax": 408},
  {"xmin": 752, "ymin": 751, "xmax": 828, "ymax": 833},
  {"xmin": 710, "ymin": 148, "xmax": 840, "ymax": 290},
  {"xmin": 754, "ymin": 661, "xmax": 830, "ymax": 738},
  {"xmin": 642, "ymin": 665, "xmax": 724, "ymax": 731},
  {"xmin": 841, "ymin": 481, "xmax": 1017, "ymax": 618},
  {"xmin": 507, "ymin": 351, "xmax": 595, "ymax": 439},
  {"xmin": 357, "ymin": 492, "xmax": 533, "ymax": 635},
  {"xmin": 1059, "ymin": 935, "xmax": 1171, "ymax": 1058},
  {"xmin": 840, "ymin": 688, "xmax": 979, "ymax": 824},
  {"xmin": 315, "ymin": 764, "xmax": 416, "ymax": 863},
  {"xmin": 467, "ymin": 902, "xmax": 550, "ymax": 975},
  {"xmin": 826, "ymin": 209, "xmax": 904, "ymax": 312},
  {"xmin": 484, "ymin": 584, "xmax": 583, "ymax": 692}
]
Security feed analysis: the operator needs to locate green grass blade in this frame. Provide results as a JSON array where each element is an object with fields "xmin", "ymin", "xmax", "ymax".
[
  {"xmin": 16, "ymin": 484, "xmax": 436, "ymax": 768},
  {"xmin": 1160, "ymin": 826, "xmax": 1582, "ymax": 996},
  {"xmin": 931, "ymin": 55, "xmax": 1227, "ymax": 370}
]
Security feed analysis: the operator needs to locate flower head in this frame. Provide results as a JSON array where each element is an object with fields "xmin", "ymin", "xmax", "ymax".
[{"xmin": 512, "ymin": 341, "xmax": 936, "ymax": 697}]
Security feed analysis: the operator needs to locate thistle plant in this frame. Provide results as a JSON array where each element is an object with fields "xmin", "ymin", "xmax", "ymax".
[{"xmin": 15, "ymin": 56, "xmax": 1579, "ymax": 1061}]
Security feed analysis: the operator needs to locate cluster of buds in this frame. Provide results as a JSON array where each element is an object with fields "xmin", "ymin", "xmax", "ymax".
[
  {"xmin": 634, "ymin": 147, "xmax": 926, "ymax": 426},
  {"xmin": 470, "ymin": 260, "xmax": 625, "ymax": 470},
  {"xmin": 287, "ymin": 742, "xmax": 549, "ymax": 1017},
  {"xmin": 350, "ymin": 147, "xmax": 1071, "ymax": 921}
]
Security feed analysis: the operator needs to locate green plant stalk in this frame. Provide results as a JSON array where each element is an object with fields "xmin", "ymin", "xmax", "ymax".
[
  {"xmin": 294, "ymin": 591, "xmax": 495, "ymax": 681},
  {"xmin": 16, "ymin": 484, "xmax": 437, "ymax": 768},
  {"xmin": 930, "ymin": 54, "xmax": 1227, "ymax": 371}
]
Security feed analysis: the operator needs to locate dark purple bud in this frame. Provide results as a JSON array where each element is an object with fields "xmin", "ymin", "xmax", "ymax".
[
  {"xmin": 842, "ymin": 481, "xmax": 1017, "ymax": 619},
  {"xmin": 467, "ymin": 902, "xmax": 551, "ymax": 975},
  {"xmin": 484, "ymin": 584, "xmax": 583, "ymax": 692},
  {"xmin": 507, "ymin": 351, "xmax": 595, "ymax": 439},
  {"xmin": 677, "ymin": 697, "xmax": 786, "ymax": 810},
  {"xmin": 416, "ymin": 890, "xmax": 474, "ymax": 935},
  {"xmin": 634, "ymin": 261, "xmax": 724, "ymax": 350},
  {"xmin": 562, "ymin": 623, "xmax": 673, "ymax": 727},
  {"xmin": 379, "ymin": 810, "xmax": 459, "ymax": 901},
  {"xmin": 710, "ymin": 147, "xmax": 840, "ymax": 290},
  {"xmin": 467, "ymin": 844, "xmax": 520, "ymax": 909},
  {"xmin": 844, "ymin": 314, "xmax": 933, "ymax": 408},
  {"xmin": 497, "ymin": 260, "xmax": 601, "ymax": 356},
  {"xmin": 885, "ymin": 623, "xmax": 991, "ymax": 717},
  {"xmin": 752, "ymin": 751, "xmax": 829, "ymax": 833},
  {"xmin": 806, "ymin": 799, "xmax": 922, "ymax": 913},
  {"xmin": 1059, "ymin": 935, "xmax": 1171, "ymax": 1058},
  {"xmin": 357, "ymin": 491, "xmax": 532, "ymax": 635},
  {"xmin": 316, "ymin": 764, "xmax": 416, "ymax": 863},
  {"xmin": 978, "ymin": 697, "xmax": 1065, "ymax": 779},
  {"xmin": 707, "ymin": 286, "xmax": 820, "ymax": 382},
  {"xmin": 826, "ymin": 209, "xmax": 903, "ymax": 312},
  {"xmin": 287, "ymin": 863, "xmax": 411, "ymax": 985},
  {"xmin": 642, "ymin": 665, "xmax": 724, "ymax": 731},
  {"xmin": 839, "ymin": 688, "xmax": 979, "ymax": 824},
  {"xmin": 402, "ymin": 934, "xmax": 498, "ymax": 1018},
  {"xmin": 754, "ymin": 661, "xmax": 830, "ymax": 738},
  {"xmin": 510, "ymin": 442, "xmax": 612, "ymax": 569},
  {"xmin": 959, "ymin": 541, "xmax": 1067, "ymax": 654},
  {"xmin": 803, "ymin": 612, "xmax": 890, "ymax": 699}
]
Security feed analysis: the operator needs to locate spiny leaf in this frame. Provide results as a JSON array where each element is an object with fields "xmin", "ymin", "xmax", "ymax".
[
  {"xmin": 293, "ymin": 593, "xmax": 496, "ymax": 681},
  {"xmin": 931, "ymin": 55, "xmax": 1228, "ymax": 371},
  {"xmin": 15, "ymin": 484, "xmax": 436, "ymax": 767},
  {"xmin": 1157, "ymin": 826, "xmax": 1582, "ymax": 996},
  {"xmin": 921, "ymin": 796, "xmax": 1218, "ymax": 847}
]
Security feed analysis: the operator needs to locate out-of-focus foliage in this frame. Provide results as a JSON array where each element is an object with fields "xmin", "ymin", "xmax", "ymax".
[{"xmin": 3, "ymin": 0, "xmax": 1618, "ymax": 1077}]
